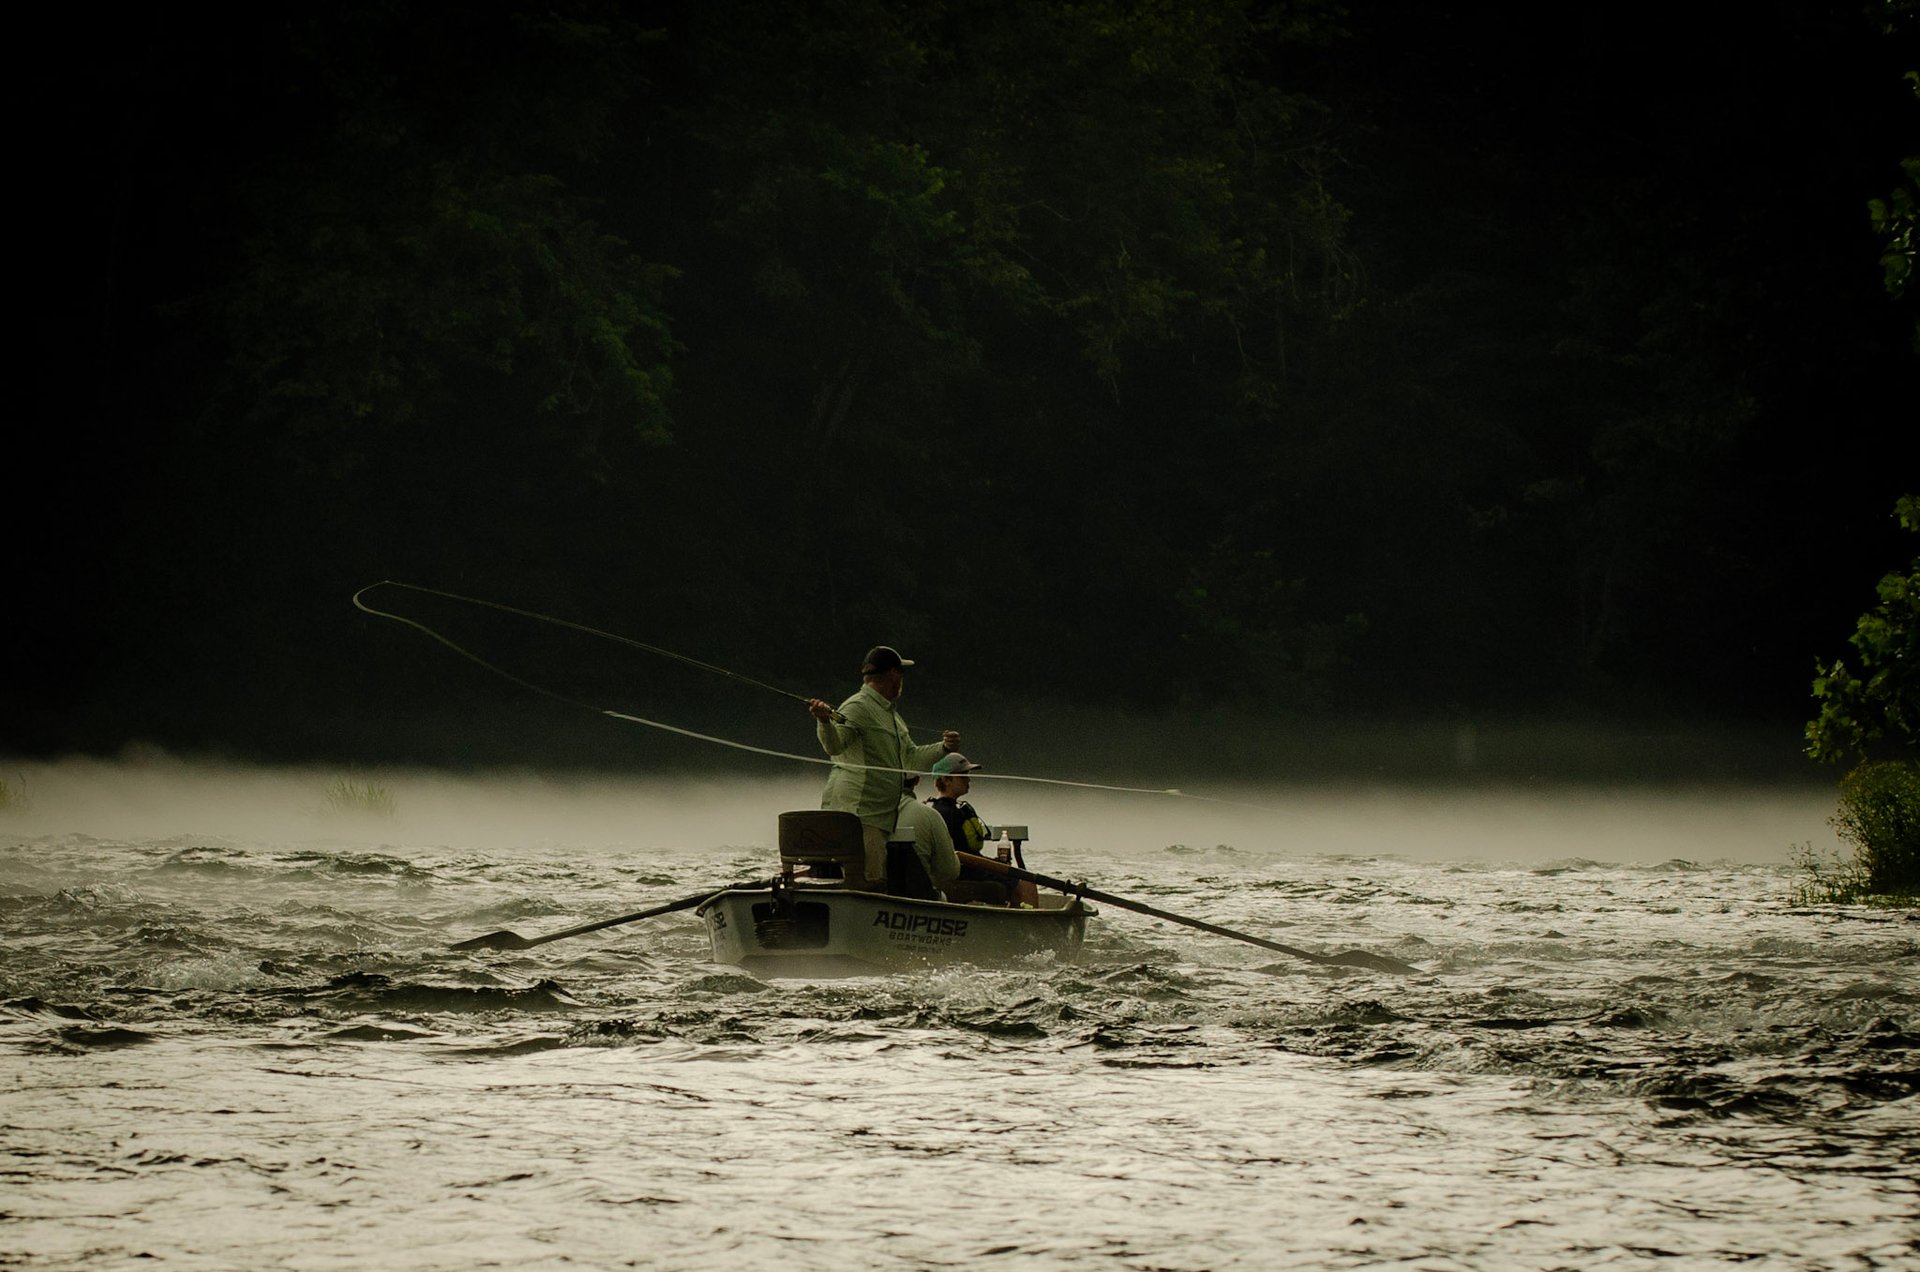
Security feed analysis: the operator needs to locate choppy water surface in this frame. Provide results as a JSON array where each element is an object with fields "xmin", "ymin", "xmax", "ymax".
[{"xmin": 3, "ymin": 759, "xmax": 1915, "ymax": 1270}]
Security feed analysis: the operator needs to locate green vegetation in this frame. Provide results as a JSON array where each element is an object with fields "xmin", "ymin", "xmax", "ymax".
[
  {"xmin": 1871, "ymin": 153, "xmax": 1919, "ymax": 352},
  {"xmin": 16, "ymin": 3, "xmax": 1919, "ymax": 762},
  {"xmin": 1868, "ymin": 2, "xmax": 1918, "ymax": 350},
  {"xmin": 1789, "ymin": 842, "xmax": 1876, "ymax": 905},
  {"xmin": 1831, "ymin": 761, "xmax": 1920, "ymax": 898},
  {"xmin": 1791, "ymin": 762, "xmax": 1920, "ymax": 904},
  {"xmin": 216, "ymin": 9, "xmax": 676, "ymax": 462},
  {"xmin": 320, "ymin": 777, "xmax": 397, "ymax": 820},
  {"xmin": 1802, "ymin": 497, "xmax": 1920, "ymax": 903},
  {"xmin": 1807, "ymin": 497, "xmax": 1919, "ymax": 765},
  {"xmin": 1794, "ymin": 11, "xmax": 1919, "ymax": 904}
]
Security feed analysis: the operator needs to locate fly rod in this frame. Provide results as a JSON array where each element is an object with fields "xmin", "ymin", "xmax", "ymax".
[{"xmin": 352, "ymin": 580, "xmax": 846, "ymax": 721}]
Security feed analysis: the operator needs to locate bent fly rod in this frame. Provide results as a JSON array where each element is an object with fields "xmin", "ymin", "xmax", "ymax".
[
  {"xmin": 351, "ymin": 580, "xmax": 847, "ymax": 722},
  {"xmin": 350, "ymin": 580, "xmax": 1302, "ymax": 809}
]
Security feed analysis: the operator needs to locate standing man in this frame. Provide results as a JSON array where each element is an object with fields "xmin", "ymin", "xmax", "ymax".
[{"xmin": 806, "ymin": 645, "xmax": 959, "ymax": 888}]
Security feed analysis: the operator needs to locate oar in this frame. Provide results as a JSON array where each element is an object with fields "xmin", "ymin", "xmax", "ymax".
[
  {"xmin": 956, "ymin": 852, "xmax": 1419, "ymax": 975},
  {"xmin": 450, "ymin": 879, "xmax": 770, "ymax": 952}
]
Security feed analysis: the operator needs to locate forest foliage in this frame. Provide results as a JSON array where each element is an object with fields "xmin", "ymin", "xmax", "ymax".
[
  {"xmin": 1803, "ymin": 496, "xmax": 1919, "ymax": 900},
  {"xmin": 1807, "ymin": 497, "xmax": 1920, "ymax": 767},
  {"xmin": 14, "ymin": 0, "xmax": 1920, "ymax": 766}
]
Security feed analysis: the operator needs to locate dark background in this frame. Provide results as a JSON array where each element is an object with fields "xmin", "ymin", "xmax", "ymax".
[{"xmin": 10, "ymin": 1, "xmax": 1916, "ymax": 784}]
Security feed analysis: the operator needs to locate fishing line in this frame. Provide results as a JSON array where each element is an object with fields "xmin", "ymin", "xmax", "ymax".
[
  {"xmin": 351, "ymin": 580, "xmax": 1303, "ymax": 813},
  {"xmin": 358, "ymin": 580, "xmax": 830, "ymax": 713}
]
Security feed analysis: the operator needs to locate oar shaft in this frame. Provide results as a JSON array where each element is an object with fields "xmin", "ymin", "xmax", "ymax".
[
  {"xmin": 954, "ymin": 852, "xmax": 1411, "ymax": 973},
  {"xmin": 452, "ymin": 879, "xmax": 769, "ymax": 951},
  {"xmin": 517, "ymin": 891, "xmax": 712, "ymax": 948}
]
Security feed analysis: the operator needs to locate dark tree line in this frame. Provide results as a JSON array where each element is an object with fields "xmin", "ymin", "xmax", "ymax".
[{"xmin": 10, "ymin": 0, "xmax": 1917, "ymax": 771}]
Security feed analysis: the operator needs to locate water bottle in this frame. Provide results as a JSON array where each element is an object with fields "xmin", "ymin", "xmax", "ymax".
[{"xmin": 996, "ymin": 833, "xmax": 1012, "ymax": 864}]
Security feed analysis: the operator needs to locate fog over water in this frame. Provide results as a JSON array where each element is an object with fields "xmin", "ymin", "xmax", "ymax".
[
  {"xmin": 4, "ymin": 754, "xmax": 1913, "ymax": 1270},
  {"xmin": 0, "ymin": 751, "xmax": 1846, "ymax": 865}
]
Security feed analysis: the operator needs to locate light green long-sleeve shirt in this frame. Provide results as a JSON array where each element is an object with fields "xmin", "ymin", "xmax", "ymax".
[
  {"xmin": 896, "ymin": 793, "xmax": 960, "ymax": 894},
  {"xmin": 816, "ymin": 683, "xmax": 947, "ymax": 834}
]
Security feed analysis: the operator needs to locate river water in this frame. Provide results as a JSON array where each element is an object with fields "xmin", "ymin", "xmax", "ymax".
[{"xmin": 3, "ymin": 757, "xmax": 1915, "ymax": 1270}]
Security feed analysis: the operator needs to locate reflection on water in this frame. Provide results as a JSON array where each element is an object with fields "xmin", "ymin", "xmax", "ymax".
[{"xmin": 2, "ymin": 757, "xmax": 1914, "ymax": 1270}]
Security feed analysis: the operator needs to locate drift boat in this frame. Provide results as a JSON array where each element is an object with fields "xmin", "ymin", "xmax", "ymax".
[
  {"xmin": 454, "ymin": 812, "xmax": 1411, "ymax": 976},
  {"xmin": 696, "ymin": 811, "xmax": 1092, "ymax": 975}
]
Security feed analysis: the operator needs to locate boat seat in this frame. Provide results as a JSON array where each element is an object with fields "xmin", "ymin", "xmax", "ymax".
[
  {"xmin": 884, "ymin": 841, "xmax": 940, "ymax": 900},
  {"xmin": 777, "ymin": 810, "xmax": 864, "ymax": 878}
]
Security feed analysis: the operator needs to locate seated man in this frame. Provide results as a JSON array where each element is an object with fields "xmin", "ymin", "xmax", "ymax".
[
  {"xmin": 894, "ymin": 775, "xmax": 960, "ymax": 899},
  {"xmin": 928, "ymin": 753, "xmax": 1017, "ymax": 905}
]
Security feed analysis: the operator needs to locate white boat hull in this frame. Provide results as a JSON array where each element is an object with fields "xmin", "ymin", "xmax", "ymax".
[{"xmin": 697, "ymin": 882, "xmax": 1091, "ymax": 975}]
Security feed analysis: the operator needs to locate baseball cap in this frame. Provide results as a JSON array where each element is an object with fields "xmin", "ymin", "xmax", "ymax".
[
  {"xmin": 861, "ymin": 645, "xmax": 914, "ymax": 675},
  {"xmin": 931, "ymin": 752, "xmax": 982, "ymax": 776}
]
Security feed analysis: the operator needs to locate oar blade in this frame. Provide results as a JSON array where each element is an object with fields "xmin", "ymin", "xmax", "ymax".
[{"xmin": 449, "ymin": 930, "xmax": 535, "ymax": 952}]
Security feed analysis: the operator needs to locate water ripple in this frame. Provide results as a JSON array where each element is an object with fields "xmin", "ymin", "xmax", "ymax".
[{"xmin": 2, "ymin": 779, "xmax": 1915, "ymax": 1269}]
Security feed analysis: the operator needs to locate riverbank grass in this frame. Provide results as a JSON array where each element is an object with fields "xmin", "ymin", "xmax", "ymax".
[{"xmin": 320, "ymin": 776, "xmax": 397, "ymax": 819}]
